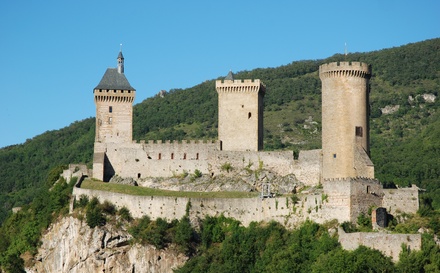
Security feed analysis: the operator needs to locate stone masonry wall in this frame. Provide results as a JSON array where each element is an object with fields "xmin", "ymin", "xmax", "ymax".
[
  {"xmin": 338, "ymin": 227, "xmax": 421, "ymax": 262},
  {"xmin": 73, "ymin": 186, "xmax": 332, "ymax": 228},
  {"xmin": 382, "ymin": 185, "xmax": 419, "ymax": 215}
]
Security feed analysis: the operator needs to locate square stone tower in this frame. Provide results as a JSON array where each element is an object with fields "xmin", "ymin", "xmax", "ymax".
[
  {"xmin": 93, "ymin": 51, "xmax": 136, "ymax": 144},
  {"xmin": 215, "ymin": 71, "xmax": 266, "ymax": 151},
  {"xmin": 93, "ymin": 51, "xmax": 136, "ymax": 181}
]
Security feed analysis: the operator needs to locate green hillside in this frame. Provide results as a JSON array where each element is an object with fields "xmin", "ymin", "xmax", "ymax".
[{"xmin": 0, "ymin": 38, "xmax": 439, "ymax": 224}]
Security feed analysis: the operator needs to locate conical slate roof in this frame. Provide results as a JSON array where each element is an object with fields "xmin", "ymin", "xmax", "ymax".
[
  {"xmin": 94, "ymin": 68, "xmax": 135, "ymax": 90},
  {"xmin": 224, "ymin": 70, "xmax": 234, "ymax": 80}
]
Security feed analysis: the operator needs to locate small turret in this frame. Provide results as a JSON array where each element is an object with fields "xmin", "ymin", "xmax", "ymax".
[{"xmin": 117, "ymin": 51, "xmax": 124, "ymax": 74}]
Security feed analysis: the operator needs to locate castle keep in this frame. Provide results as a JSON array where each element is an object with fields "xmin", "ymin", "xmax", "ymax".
[{"xmin": 90, "ymin": 51, "xmax": 418, "ymax": 224}]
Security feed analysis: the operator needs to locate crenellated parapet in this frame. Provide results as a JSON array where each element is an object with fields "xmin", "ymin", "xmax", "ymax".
[
  {"xmin": 324, "ymin": 177, "xmax": 380, "ymax": 184},
  {"xmin": 215, "ymin": 79, "xmax": 266, "ymax": 94},
  {"xmin": 94, "ymin": 89, "xmax": 135, "ymax": 103},
  {"xmin": 131, "ymin": 139, "xmax": 218, "ymax": 145},
  {"xmin": 319, "ymin": 62, "xmax": 371, "ymax": 79}
]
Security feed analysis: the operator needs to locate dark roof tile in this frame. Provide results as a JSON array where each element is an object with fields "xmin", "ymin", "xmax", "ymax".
[{"xmin": 94, "ymin": 68, "xmax": 135, "ymax": 90}]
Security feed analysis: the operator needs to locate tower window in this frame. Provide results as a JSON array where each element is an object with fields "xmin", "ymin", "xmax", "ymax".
[
  {"xmin": 158, "ymin": 153, "xmax": 161, "ymax": 160},
  {"xmin": 248, "ymin": 112, "xmax": 252, "ymax": 119},
  {"xmin": 171, "ymin": 153, "xmax": 174, "ymax": 160},
  {"xmin": 109, "ymin": 106, "xmax": 113, "ymax": 113},
  {"xmin": 333, "ymin": 153, "xmax": 337, "ymax": 158},
  {"xmin": 356, "ymin": 126, "xmax": 363, "ymax": 137},
  {"xmin": 183, "ymin": 153, "xmax": 187, "ymax": 160},
  {"xmin": 196, "ymin": 153, "xmax": 199, "ymax": 160}
]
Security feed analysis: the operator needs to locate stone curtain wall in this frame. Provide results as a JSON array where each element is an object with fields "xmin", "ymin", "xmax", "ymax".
[
  {"xmin": 72, "ymin": 186, "xmax": 333, "ymax": 228},
  {"xmin": 96, "ymin": 140, "xmax": 310, "ymax": 181},
  {"xmin": 338, "ymin": 227, "xmax": 421, "ymax": 262},
  {"xmin": 292, "ymin": 149, "xmax": 322, "ymax": 186},
  {"xmin": 382, "ymin": 185, "xmax": 419, "ymax": 214}
]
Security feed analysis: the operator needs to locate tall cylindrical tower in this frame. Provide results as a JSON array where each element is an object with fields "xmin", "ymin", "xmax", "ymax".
[{"xmin": 319, "ymin": 62, "xmax": 373, "ymax": 180}]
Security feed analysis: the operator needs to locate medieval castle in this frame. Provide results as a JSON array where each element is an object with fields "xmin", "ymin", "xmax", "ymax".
[{"xmin": 87, "ymin": 50, "xmax": 419, "ymax": 226}]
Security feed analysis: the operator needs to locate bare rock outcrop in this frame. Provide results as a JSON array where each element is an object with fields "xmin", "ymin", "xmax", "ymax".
[{"xmin": 26, "ymin": 216, "xmax": 187, "ymax": 273}]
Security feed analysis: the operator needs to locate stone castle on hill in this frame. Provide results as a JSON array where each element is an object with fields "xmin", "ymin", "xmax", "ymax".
[{"xmin": 89, "ymin": 51, "xmax": 419, "ymax": 225}]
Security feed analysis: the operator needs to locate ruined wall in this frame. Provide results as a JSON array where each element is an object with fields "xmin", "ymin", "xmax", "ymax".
[
  {"xmin": 103, "ymin": 140, "xmax": 217, "ymax": 179},
  {"xmin": 322, "ymin": 178, "xmax": 383, "ymax": 222},
  {"xmin": 209, "ymin": 150, "xmax": 296, "ymax": 177},
  {"xmin": 349, "ymin": 178, "xmax": 383, "ymax": 221},
  {"xmin": 73, "ymin": 186, "xmax": 333, "ymax": 228},
  {"xmin": 338, "ymin": 227, "xmax": 421, "ymax": 262},
  {"xmin": 382, "ymin": 185, "xmax": 419, "ymax": 215},
  {"xmin": 94, "ymin": 140, "xmax": 301, "ymax": 180},
  {"xmin": 292, "ymin": 149, "xmax": 322, "ymax": 186}
]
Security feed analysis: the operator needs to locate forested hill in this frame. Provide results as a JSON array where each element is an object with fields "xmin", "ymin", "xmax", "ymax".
[{"xmin": 0, "ymin": 38, "xmax": 439, "ymax": 224}]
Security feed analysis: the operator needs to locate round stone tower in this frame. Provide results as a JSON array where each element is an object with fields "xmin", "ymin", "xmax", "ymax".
[
  {"xmin": 93, "ymin": 50, "xmax": 136, "ymax": 143},
  {"xmin": 319, "ymin": 62, "xmax": 373, "ymax": 180}
]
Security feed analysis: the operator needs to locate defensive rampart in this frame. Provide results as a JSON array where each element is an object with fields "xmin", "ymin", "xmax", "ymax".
[
  {"xmin": 338, "ymin": 227, "xmax": 421, "ymax": 262},
  {"xmin": 382, "ymin": 185, "xmax": 419, "ymax": 214},
  {"xmin": 72, "ymin": 184, "xmax": 336, "ymax": 228}
]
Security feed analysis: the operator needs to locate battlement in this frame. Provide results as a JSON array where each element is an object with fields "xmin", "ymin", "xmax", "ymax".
[
  {"xmin": 324, "ymin": 177, "xmax": 380, "ymax": 184},
  {"xmin": 94, "ymin": 89, "xmax": 135, "ymax": 103},
  {"xmin": 319, "ymin": 62, "xmax": 371, "ymax": 79},
  {"xmin": 215, "ymin": 79, "xmax": 266, "ymax": 94},
  {"xmin": 132, "ymin": 139, "xmax": 218, "ymax": 145}
]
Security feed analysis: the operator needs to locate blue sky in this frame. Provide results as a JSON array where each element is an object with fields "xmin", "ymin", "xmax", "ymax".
[{"xmin": 0, "ymin": 0, "xmax": 439, "ymax": 148}]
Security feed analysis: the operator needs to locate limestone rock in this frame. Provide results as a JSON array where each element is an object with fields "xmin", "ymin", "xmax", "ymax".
[{"xmin": 26, "ymin": 216, "xmax": 187, "ymax": 273}]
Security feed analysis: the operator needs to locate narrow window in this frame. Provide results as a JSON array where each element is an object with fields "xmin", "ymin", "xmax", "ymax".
[
  {"xmin": 367, "ymin": 186, "xmax": 370, "ymax": 194},
  {"xmin": 108, "ymin": 117, "xmax": 112, "ymax": 124},
  {"xmin": 158, "ymin": 153, "xmax": 161, "ymax": 160},
  {"xmin": 138, "ymin": 173, "xmax": 141, "ymax": 179},
  {"xmin": 333, "ymin": 153, "xmax": 336, "ymax": 158},
  {"xmin": 109, "ymin": 106, "xmax": 113, "ymax": 113},
  {"xmin": 183, "ymin": 153, "xmax": 187, "ymax": 160},
  {"xmin": 248, "ymin": 112, "xmax": 252, "ymax": 119},
  {"xmin": 355, "ymin": 126, "xmax": 363, "ymax": 137},
  {"xmin": 219, "ymin": 141, "xmax": 223, "ymax": 151},
  {"xmin": 171, "ymin": 153, "xmax": 174, "ymax": 160},
  {"xmin": 196, "ymin": 153, "xmax": 199, "ymax": 160}
]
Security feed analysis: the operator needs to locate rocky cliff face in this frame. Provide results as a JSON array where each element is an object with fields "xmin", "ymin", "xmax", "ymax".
[{"xmin": 26, "ymin": 216, "xmax": 187, "ymax": 273}]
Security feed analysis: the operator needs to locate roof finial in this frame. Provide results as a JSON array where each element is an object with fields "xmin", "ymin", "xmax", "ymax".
[{"xmin": 344, "ymin": 42, "xmax": 347, "ymax": 60}]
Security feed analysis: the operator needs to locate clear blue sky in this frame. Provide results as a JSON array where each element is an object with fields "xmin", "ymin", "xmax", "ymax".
[{"xmin": 1, "ymin": 0, "xmax": 439, "ymax": 148}]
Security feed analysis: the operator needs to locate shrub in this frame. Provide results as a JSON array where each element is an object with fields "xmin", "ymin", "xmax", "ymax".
[
  {"xmin": 75, "ymin": 195, "xmax": 89, "ymax": 208},
  {"xmin": 118, "ymin": 207, "xmax": 132, "ymax": 222},
  {"xmin": 194, "ymin": 169, "xmax": 202, "ymax": 178},
  {"xmin": 86, "ymin": 206, "xmax": 106, "ymax": 228},
  {"xmin": 220, "ymin": 162, "xmax": 233, "ymax": 173},
  {"xmin": 101, "ymin": 200, "xmax": 116, "ymax": 215}
]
